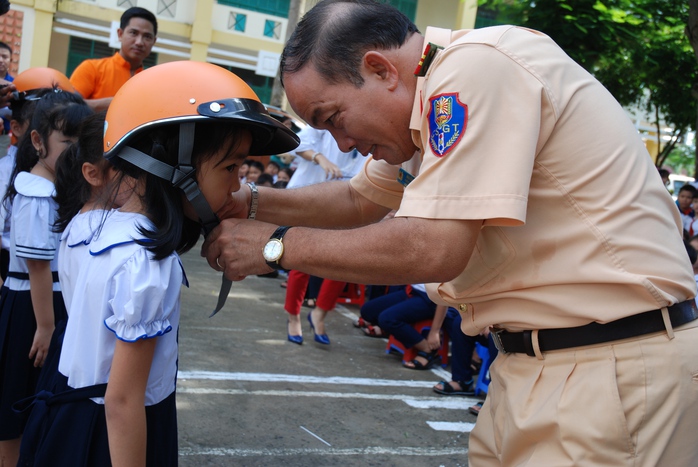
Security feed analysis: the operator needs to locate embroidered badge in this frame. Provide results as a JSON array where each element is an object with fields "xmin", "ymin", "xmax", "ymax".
[{"xmin": 427, "ymin": 93, "xmax": 467, "ymax": 157}]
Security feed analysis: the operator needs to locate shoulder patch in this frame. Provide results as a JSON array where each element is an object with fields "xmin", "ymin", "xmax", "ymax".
[{"xmin": 427, "ymin": 93, "xmax": 467, "ymax": 157}]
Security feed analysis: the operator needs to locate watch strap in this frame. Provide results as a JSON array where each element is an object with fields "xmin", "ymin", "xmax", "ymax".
[{"xmin": 266, "ymin": 226, "xmax": 292, "ymax": 270}]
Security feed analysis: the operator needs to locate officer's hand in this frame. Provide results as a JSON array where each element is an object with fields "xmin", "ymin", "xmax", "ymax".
[{"xmin": 202, "ymin": 218, "xmax": 279, "ymax": 280}]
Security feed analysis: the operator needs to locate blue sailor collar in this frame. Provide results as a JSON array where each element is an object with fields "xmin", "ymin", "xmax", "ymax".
[
  {"xmin": 61, "ymin": 209, "xmax": 189, "ymax": 287},
  {"xmin": 62, "ymin": 209, "xmax": 152, "ymax": 255},
  {"xmin": 15, "ymin": 171, "xmax": 56, "ymax": 198}
]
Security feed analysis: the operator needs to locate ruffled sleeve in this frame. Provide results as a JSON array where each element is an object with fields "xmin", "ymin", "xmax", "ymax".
[{"xmin": 104, "ymin": 249, "xmax": 184, "ymax": 342}]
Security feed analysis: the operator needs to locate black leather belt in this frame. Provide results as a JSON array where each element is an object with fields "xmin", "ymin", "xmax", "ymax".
[{"xmin": 492, "ymin": 300, "xmax": 698, "ymax": 356}]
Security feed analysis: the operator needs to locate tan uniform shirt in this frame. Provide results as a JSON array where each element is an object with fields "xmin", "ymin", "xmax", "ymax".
[{"xmin": 350, "ymin": 25, "xmax": 696, "ymax": 335}]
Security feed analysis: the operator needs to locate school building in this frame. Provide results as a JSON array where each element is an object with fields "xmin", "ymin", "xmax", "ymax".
[{"xmin": 6, "ymin": 0, "xmax": 480, "ymax": 106}]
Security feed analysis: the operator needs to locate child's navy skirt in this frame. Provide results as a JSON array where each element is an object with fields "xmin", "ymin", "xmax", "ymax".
[
  {"xmin": 0, "ymin": 286, "xmax": 66, "ymax": 440},
  {"xmin": 16, "ymin": 371, "xmax": 178, "ymax": 466}
]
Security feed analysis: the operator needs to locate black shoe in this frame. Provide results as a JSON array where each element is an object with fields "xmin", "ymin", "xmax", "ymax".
[{"xmin": 432, "ymin": 380, "xmax": 475, "ymax": 396}]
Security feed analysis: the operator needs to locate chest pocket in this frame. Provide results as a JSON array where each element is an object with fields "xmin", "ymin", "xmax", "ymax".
[{"xmin": 438, "ymin": 227, "xmax": 516, "ymax": 301}]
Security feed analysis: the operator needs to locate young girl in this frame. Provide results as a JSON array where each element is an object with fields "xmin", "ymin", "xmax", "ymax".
[
  {"xmin": 0, "ymin": 90, "xmax": 91, "ymax": 466},
  {"xmin": 18, "ymin": 61, "xmax": 298, "ymax": 466},
  {"xmin": 0, "ymin": 68, "xmax": 76, "ymax": 281}
]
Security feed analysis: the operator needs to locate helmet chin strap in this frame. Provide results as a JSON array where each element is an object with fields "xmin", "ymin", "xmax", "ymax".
[{"xmin": 116, "ymin": 122, "xmax": 232, "ymax": 316}]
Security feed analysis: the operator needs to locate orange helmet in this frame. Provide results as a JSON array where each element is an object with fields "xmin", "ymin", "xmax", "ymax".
[
  {"xmin": 104, "ymin": 60, "xmax": 299, "ymax": 157},
  {"xmin": 13, "ymin": 67, "xmax": 76, "ymax": 95},
  {"xmin": 103, "ymin": 61, "xmax": 299, "ymax": 237}
]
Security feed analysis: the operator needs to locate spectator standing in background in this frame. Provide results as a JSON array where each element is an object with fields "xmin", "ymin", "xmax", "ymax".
[
  {"xmin": 0, "ymin": 41, "xmax": 13, "ymax": 157},
  {"xmin": 70, "ymin": 7, "xmax": 157, "ymax": 112},
  {"xmin": 675, "ymin": 184, "xmax": 696, "ymax": 234}
]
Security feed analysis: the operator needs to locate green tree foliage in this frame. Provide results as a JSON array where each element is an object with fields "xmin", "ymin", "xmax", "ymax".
[{"xmin": 478, "ymin": 0, "xmax": 696, "ymax": 169}]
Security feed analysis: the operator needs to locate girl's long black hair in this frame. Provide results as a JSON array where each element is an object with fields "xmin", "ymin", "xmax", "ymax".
[
  {"xmin": 54, "ymin": 111, "xmax": 109, "ymax": 233},
  {"xmin": 67, "ymin": 121, "xmax": 245, "ymax": 261},
  {"xmin": 3, "ymin": 90, "xmax": 91, "ymax": 209}
]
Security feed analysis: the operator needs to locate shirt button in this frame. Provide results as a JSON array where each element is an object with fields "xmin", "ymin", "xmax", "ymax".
[{"xmin": 458, "ymin": 303, "xmax": 468, "ymax": 312}]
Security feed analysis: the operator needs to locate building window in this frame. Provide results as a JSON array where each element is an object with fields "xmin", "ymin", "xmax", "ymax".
[
  {"xmin": 217, "ymin": 0, "xmax": 290, "ymax": 18},
  {"xmin": 217, "ymin": 64, "xmax": 273, "ymax": 104},
  {"xmin": 158, "ymin": 0, "xmax": 177, "ymax": 18},
  {"xmin": 229, "ymin": 12, "xmax": 246, "ymax": 32},
  {"xmin": 386, "ymin": 0, "xmax": 416, "ymax": 22},
  {"xmin": 117, "ymin": 0, "xmax": 136, "ymax": 9},
  {"xmin": 66, "ymin": 36, "xmax": 157, "ymax": 77},
  {"xmin": 263, "ymin": 19, "xmax": 281, "ymax": 39}
]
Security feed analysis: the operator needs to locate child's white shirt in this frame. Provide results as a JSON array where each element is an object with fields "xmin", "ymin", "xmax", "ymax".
[
  {"xmin": 58, "ymin": 209, "xmax": 187, "ymax": 405},
  {"xmin": 5, "ymin": 171, "xmax": 60, "ymax": 292},
  {"xmin": 0, "ymin": 147, "xmax": 16, "ymax": 250}
]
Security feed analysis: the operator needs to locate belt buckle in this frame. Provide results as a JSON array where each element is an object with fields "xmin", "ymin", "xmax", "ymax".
[{"xmin": 491, "ymin": 327, "xmax": 507, "ymax": 355}]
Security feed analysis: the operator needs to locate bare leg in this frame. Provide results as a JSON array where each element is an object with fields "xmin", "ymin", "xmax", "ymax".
[
  {"xmin": 287, "ymin": 311, "xmax": 302, "ymax": 337},
  {"xmin": 309, "ymin": 307, "xmax": 329, "ymax": 336},
  {"xmin": 0, "ymin": 438, "xmax": 21, "ymax": 467}
]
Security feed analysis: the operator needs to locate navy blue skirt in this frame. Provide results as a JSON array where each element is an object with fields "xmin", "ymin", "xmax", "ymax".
[
  {"xmin": 17, "ymin": 372, "xmax": 178, "ymax": 466},
  {"xmin": 16, "ymin": 316, "xmax": 178, "ymax": 467},
  {"xmin": 0, "ymin": 286, "xmax": 67, "ymax": 440}
]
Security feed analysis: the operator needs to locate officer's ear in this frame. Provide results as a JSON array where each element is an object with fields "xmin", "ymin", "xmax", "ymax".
[{"xmin": 362, "ymin": 51, "xmax": 399, "ymax": 91}]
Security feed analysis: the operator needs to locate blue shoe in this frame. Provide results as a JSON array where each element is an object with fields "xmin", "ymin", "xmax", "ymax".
[
  {"xmin": 307, "ymin": 313, "xmax": 330, "ymax": 345},
  {"xmin": 287, "ymin": 320, "xmax": 303, "ymax": 345}
]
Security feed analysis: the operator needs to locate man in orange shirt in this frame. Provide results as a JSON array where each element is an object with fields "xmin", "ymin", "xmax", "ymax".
[{"xmin": 70, "ymin": 7, "xmax": 157, "ymax": 111}]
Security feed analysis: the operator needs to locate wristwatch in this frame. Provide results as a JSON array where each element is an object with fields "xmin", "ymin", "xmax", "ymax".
[{"xmin": 263, "ymin": 226, "xmax": 293, "ymax": 270}]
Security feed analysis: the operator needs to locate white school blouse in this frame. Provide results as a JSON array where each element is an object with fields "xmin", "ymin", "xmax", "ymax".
[
  {"xmin": 58, "ymin": 209, "xmax": 187, "ymax": 405},
  {"xmin": 4, "ymin": 171, "xmax": 61, "ymax": 292}
]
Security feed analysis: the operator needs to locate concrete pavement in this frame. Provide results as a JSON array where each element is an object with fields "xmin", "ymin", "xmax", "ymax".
[{"xmin": 175, "ymin": 247, "xmax": 482, "ymax": 466}]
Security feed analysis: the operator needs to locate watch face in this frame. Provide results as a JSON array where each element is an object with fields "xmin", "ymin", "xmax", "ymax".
[{"xmin": 263, "ymin": 239, "xmax": 283, "ymax": 262}]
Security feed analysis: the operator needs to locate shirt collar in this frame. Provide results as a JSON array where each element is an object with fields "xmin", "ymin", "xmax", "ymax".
[{"xmin": 114, "ymin": 52, "xmax": 143, "ymax": 72}]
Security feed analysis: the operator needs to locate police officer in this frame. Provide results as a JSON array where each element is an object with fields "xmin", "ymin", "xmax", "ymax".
[{"xmin": 203, "ymin": 1, "xmax": 698, "ymax": 465}]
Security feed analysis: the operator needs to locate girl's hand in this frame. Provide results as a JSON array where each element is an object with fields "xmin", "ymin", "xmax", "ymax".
[
  {"xmin": 315, "ymin": 154, "xmax": 343, "ymax": 179},
  {"xmin": 426, "ymin": 330, "xmax": 441, "ymax": 351},
  {"xmin": 29, "ymin": 324, "xmax": 54, "ymax": 367}
]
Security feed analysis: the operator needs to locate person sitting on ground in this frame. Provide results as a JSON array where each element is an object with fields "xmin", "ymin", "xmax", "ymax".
[
  {"xmin": 255, "ymin": 173, "xmax": 275, "ymax": 188},
  {"xmin": 277, "ymin": 167, "xmax": 293, "ymax": 183},
  {"xmin": 430, "ymin": 305, "xmax": 488, "ymax": 396},
  {"xmin": 675, "ymin": 184, "xmax": 696, "ymax": 234},
  {"xmin": 358, "ymin": 283, "xmax": 440, "ymax": 369},
  {"xmin": 264, "ymin": 160, "xmax": 280, "ymax": 182},
  {"xmin": 244, "ymin": 160, "xmax": 265, "ymax": 184},
  {"xmin": 238, "ymin": 159, "xmax": 250, "ymax": 182}
]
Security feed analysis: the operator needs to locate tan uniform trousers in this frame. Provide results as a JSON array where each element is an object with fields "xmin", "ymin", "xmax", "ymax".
[{"xmin": 469, "ymin": 322, "xmax": 698, "ymax": 466}]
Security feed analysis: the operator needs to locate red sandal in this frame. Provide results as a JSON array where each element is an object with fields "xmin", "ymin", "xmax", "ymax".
[{"xmin": 361, "ymin": 324, "xmax": 387, "ymax": 338}]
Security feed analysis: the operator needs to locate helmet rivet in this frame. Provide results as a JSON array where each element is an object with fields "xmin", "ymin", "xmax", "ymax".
[
  {"xmin": 189, "ymin": 98, "xmax": 196, "ymax": 104},
  {"xmin": 107, "ymin": 141, "xmax": 111, "ymax": 147},
  {"xmin": 210, "ymin": 102, "xmax": 221, "ymax": 113}
]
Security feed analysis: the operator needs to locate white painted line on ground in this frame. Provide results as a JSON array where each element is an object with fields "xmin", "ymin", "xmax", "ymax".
[
  {"xmin": 334, "ymin": 304, "xmax": 360, "ymax": 321},
  {"xmin": 431, "ymin": 366, "xmax": 452, "ymax": 380},
  {"xmin": 179, "ymin": 446, "xmax": 469, "ymax": 457},
  {"xmin": 177, "ymin": 371, "xmax": 436, "ymax": 388},
  {"xmin": 300, "ymin": 426, "xmax": 332, "ymax": 446},
  {"xmin": 177, "ymin": 386, "xmax": 480, "ymax": 408},
  {"xmin": 426, "ymin": 421, "xmax": 476, "ymax": 433},
  {"xmin": 404, "ymin": 397, "xmax": 481, "ymax": 409}
]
